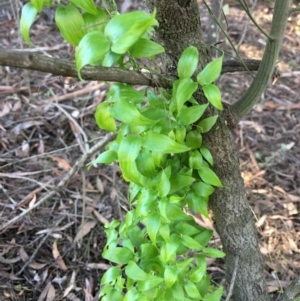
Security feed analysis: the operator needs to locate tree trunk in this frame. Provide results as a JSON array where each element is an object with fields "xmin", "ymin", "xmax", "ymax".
[{"xmin": 144, "ymin": 0, "xmax": 268, "ymax": 300}]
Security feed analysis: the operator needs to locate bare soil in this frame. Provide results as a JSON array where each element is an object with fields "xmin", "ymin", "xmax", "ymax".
[{"xmin": 0, "ymin": 1, "xmax": 300, "ymax": 300}]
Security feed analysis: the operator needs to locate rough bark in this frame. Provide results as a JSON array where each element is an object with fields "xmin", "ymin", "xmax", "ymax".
[{"xmin": 144, "ymin": 0, "xmax": 267, "ymax": 300}]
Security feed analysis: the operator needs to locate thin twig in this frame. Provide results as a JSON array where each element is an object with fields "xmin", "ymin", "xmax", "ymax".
[
  {"xmin": 225, "ymin": 256, "xmax": 240, "ymax": 301},
  {"xmin": 16, "ymin": 215, "xmax": 66, "ymax": 276},
  {"xmin": 0, "ymin": 133, "xmax": 116, "ymax": 232}
]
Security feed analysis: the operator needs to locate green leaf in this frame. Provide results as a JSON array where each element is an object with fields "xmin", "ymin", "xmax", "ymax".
[
  {"xmin": 125, "ymin": 261, "xmax": 150, "ymax": 281},
  {"xmin": 172, "ymin": 283, "xmax": 185, "ymax": 301},
  {"xmin": 108, "ymin": 83, "xmax": 145, "ymax": 104},
  {"xmin": 198, "ymin": 167, "xmax": 223, "ymax": 187},
  {"xmin": 95, "ymin": 102, "xmax": 116, "ymax": 132},
  {"xmin": 178, "ymin": 46, "xmax": 199, "ymax": 79},
  {"xmin": 189, "ymin": 256, "xmax": 206, "ymax": 283},
  {"xmin": 137, "ymin": 277, "xmax": 164, "ymax": 292},
  {"xmin": 175, "ymin": 78, "xmax": 198, "ymax": 111},
  {"xmin": 177, "ymin": 104, "xmax": 208, "ymax": 126},
  {"xmin": 20, "ymin": 3, "xmax": 37, "ymax": 46},
  {"xmin": 111, "ymin": 99, "xmax": 156, "ymax": 126},
  {"xmin": 136, "ymin": 150, "xmax": 157, "ymax": 177},
  {"xmin": 198, "ymin": 115, "xmax": 218, "ymax": 133},
  {"xmin": 200, "ymin": 145, "xmax": 214, "ymax": 165},
  {"xmin": 175, "ymin": 127, "xmax": 186, "ymax": 144},
  {"xmin": 184, "ymin": 280, "xmax": 201, "ymax": 299},
  {"xmin": 142, "ymin": 131, "xmax": 190, "ymax": 154},
  {"xmin": 194, "ymin": 230, "xmax": 213, "ymax": 247},
  {"xmin": 145, "ymin": 213, "xmax": 161, "ymax": 245},
  {"xmin": 102, "ymin": 51, "xmax": 122, "ymax": 67},
  {"xmin": 101, "ymin": 267, "xmax": 122, "ymax": 285},
  {"xmin": 189, "ymin": 150, "xmax": 203, "ymax": 170},
  {"xmin": 155, "ymin": 170, "xmax": 170, "ymax": 197},
  {"xmin": 189, "ymin": 195, "xmax": 210, "ymax": 218},
  {"xmin": 93, "ymin": 150, "xmax": 117, "ymax": 165},
  {"xmin": 83, "ymin": 9, "xmax": 108, "ymax": 33},
  {"xmin": 164, "ymin": 266, "xmax": 177, "ymax": 288},
  {"xmin": 186, "ymin": 130, "xmax": 202, "ymax": 149},
  {"xmin": 197, "ymin": 56, "xmax": 223, "ymax": 85},
  {"xmin": 160, "ymin": 239, "xmax": 180, "ymax": 263},
  {"xmin": 169, "ymin": 175, "xmax": 195, "ymax": 194},
  {"xmin": 192, "ymin": 182, "xmax": 215, "ymax": 197},
  {"xmin": 175, "ymin": 223, "xmax": 201, "ymax": 236},
  {"xmin": 118, "ymin": 135, "xmax": 145, "ymax": 185},
  {"xmin": 69, "ymin": 0, "xmax": 98, "ymax": 14},
  {"xmin": 130, "ymin": 38, "xmax": 164, "ymax": 58},
  {"xmin": 203, "ymin": 248, "xmax": 226, "ymax": 258},
  {"xmin": 30, "ymin": 0, "xmax": 43, "ymax": 12},
  {"xmin": 203, "ymin": 287, "xmax": 223, "ymax": 301},
  {"xmin": 55, "ymin": 4, "xmax": 85, "ymax": 45},
  {"xmin": 124, "ymin": 288, "xmax": 140, "ymax": 301},
  {"xmin": 166, "ymin": 204, "xmax": 193, "ymax": 221},
  {"xmin": 203, "ymin": 84, "xmax": 223, "ymax": 110},
  {"xmin": 105, "ymin": 10, "xmax": 158, "ymax": 54},
  {"xmin": 102, "ymin": 247, "xmax": 134, "ymax": 264},
  {"xmin": 76, "ymin": 31, "xmax": 110, "ymax": 78},
  {"xmin": 182, "ymin": 235, "xmax": 203, "ymax": 251}
]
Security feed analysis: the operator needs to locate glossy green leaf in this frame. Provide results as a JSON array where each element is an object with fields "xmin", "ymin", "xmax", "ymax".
[
  {"xmin": 189, "ymin": 195, "xmax": 210, "ymax": 218},
  {"xmin": 197, "ymin": 56, "xmax": 223, "ymax": 85},
  {"xmin": 108, "ymin": 83, "xmax": 145, "ymax": 104},
  {"xmin": 118, "ymin": 135, "xmax": 144, "ymax": 185},
  {"xmin": 124, "ymin": 288, "xmax": 140, "ymax": 301},
  {"xmin": 203, "ymin": 287, "xmax": 223, "ymax": 301},
  {"xmin": 55, "ymin": 4, "xmax": 85, "ymax": 45},
  {"xmin": 172, "ymin": 283, "xmax": 185, "ymax": 301},
  {"xmin": 182, "ymin": 235, "xmax": 203, "ymax": 251},
  {"xmin": 184, "ymin": 280, "xmax": 201, "ymax": 299},
  {"xmin": 139, "ymin": 243, "xmax": 158, "ymax": 261},
  {"xmin": 189, "ymin": 150, "xmax": 203, "ymax": 170},
  {"xmin": 169, "ymin": 175, "xmax": 195, "ymax": 194},
  {"xmin": 142, "ymin": 131, "xmax": 190, "ymax": 154},
  {"xmin": 186, "ymin": 130, "xmax": 202, "ymax": 149},
  {"xmin": 198, "ymin": 167, "xmax": 223, "ymax": 187},
  {"xmin": 102, "ymin": 247, "xmax": 134, "ymax": 264},
  {"xmin": 130, "ymin": 38, "xmax": 164, "ymax": 58},
  {"xmin": 125, "ymin": 261, "xmax": 149, "ymax": 281},
  {"xmin": 200, "ymin": 145, "xmax": 214, "ymax": 165},
  {"xmin": 198, "ymin": 115, "xmax": 218, "ymax": 133},
  {"xmin": 192, "ymin": 182, "xmax": 215, "ymax": 197},
  {"xmin": 160, "ymin": 239, "xmax": 180, "ymax": 263},
  {"xmin": 145, "ymin": 213, "xmax": 161, "ymax": 245},
  {"xmin": 111, "ymin": 99, "xmax": 156, "ymax": 126},
  {"xmin": 203, "ymin": 248, "xmax": 226, "ymax": 258},
  {"xmin": 83, "ymin": 9, "xmax": 107, "ymax": 33},
  {"xmin": 159, "ymin": 224, "xmax": 170, "ymax": 242},
  {"xmin": 194, "ymin": 230, "xmax": 213, "ymax": 247},
  {"xmin": 178, "ymin": 46, "xmax": 199, "ymax": 79},
  {"xmin": 189, "ymin": 256, "xmax": 206, "ymax": 283},
  {"xmin": 76, "ymin": 31, "xmax": 110, "ymax": 78},
  {"xmin": 102, "ymin": 51, "xmax": 122, "ymax": 67},
  {"xmin": 166, "ymin": 204, "xmax": 193, "ymax": 221},
  {"xmin": 101, "ymin": 267, "xmax": 122, "ymax": 285},
  {"xmin": 175, "ymin": 78, "xmax": 198, "ymax": 111},
  {"xmin": 203, "ymin": 84, "xmax": 223, "ymax": 110},
  {"xmin": 177, "ymin": 104, "xmax": 208, "ymax": 126},
  {"xmin": 20, "ymin": 3, "xmax": 37, "ymax": 45},
  {"xmin": 175, "ymin": 127, "xmax": 186, "ymax": 144},
  {"xmin": 155, "ymin": 170, "xmax": 170, "ymax": 197},
  {"xmin": 69, "ymin": 0, "xmax": 98, "ymax": 14},
  {"xmin": 137, "ymin": 277, "xmax": 164, "ymax": 292},
  {"xmin": 30, "ymin": 0, "xmax": 43, "ymax": 12},
  {"xmin": 95, "ymin": 102, "xmax": 116, "ymax": 132},
  {"xmin": 164, "ymin": 266, "xmax": 177, "ymax": 288},
  {"xmin": 105, "ymin": 10, "xmax": 158, "ymax": 54},
  {"xmin": 175, "ymin": 223, "xmax": 201, "ymax": 236},
  {"xmin": 136, "ymin": 150, "xmax": 157, "ymax": 177},
  {"xmin": 93, "ymin": 150, "xmax": 117, "ymax": 165}
]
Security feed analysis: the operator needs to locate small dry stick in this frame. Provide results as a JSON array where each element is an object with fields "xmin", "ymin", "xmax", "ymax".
[
  {"xmin": 16, "ymin": 215, "xmax": 65, "ymax": 276},
  {"xmin": 225, "ymin": 256, "xmax": 240, "ymax": 301},
  {"xmin": 0, "ymin": 133, "xmax": 116, "ymax": 232}
]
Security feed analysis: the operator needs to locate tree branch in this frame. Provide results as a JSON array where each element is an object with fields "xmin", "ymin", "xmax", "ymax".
[
  {"xmin": 232, "ymin": 0, "xmax": 291, "ymax": 120},
  {"xmin": 278, "ymin": 275, "xmax": 300, "ymax": 301}
]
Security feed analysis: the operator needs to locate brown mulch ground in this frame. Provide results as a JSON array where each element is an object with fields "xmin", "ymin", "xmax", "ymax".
[{"xmin": 0, "ymin": 1, "xmax": 300, "ymax": 300}]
